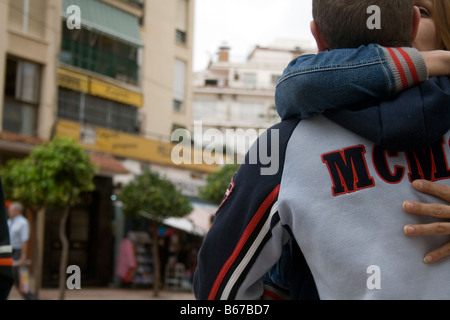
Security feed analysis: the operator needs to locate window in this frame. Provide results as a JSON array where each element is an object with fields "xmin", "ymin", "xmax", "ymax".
[
  {"xmin": 173, "ymin": 100, "xmax": 183, "ymax": 113},
  {"xmin": 8, "ymin": 0, "xmax": 45, "ymax": 38},
  {"xmin": 204, "ymin": 79, "xmax": 218, "ymax": 86},
  {"xmin": 57, "ymin": 88, "xmax": 82, "ymax": 121},
  {"xmin": 58, "ymin": 87, "xmax": 139, "ymax": 134},
  {"xmin": 3, "ymin": 58, "xmax": 41, "ymax": 136},
  {"xmin": 173, "ymin": 59, "xmax": 186, "ymax": 113},
  {"xmin": 60, "ymin": 25, "xmax": 140, "ymax": 86},
  {"xmin": 235, "ymin": 103, "xmax": 263, "ymax": 121},
  {"xmin": 243, "ymin": 73, "xmax": 257, "ymax": 89},
  {"xmin": 175, "ymin": 30, "xmax": 187, "ymax": 44},
  {"xmin": 172, "ymin": 123, "xmax": 186, "ymax": 132},
  {"xmin": 193, "ymin": 101, "xmax": 216, "ymax": 120},
  {"xmin": 175, "ymin": 0, "xmax": 188, "ymax": 44},
  {"xmin": 271, "ymin": 75, "xmax": 281, "ymax": 86}
]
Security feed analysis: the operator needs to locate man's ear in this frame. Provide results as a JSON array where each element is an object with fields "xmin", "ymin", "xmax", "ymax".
[
  {"xmin": 310, "ymin": 20, "xmax": 329, "ymax": 52},
  {"xmin": 411, "ymin": 6, "xmax": 421, "ymax": 42}
]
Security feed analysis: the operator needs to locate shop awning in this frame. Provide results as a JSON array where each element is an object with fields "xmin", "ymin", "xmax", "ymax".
[
  {"xmin": 62, "ymin": 0, "xmax": 143, "ymax": 47},
  {"xmin": 162, "ymin": 204, "xmax": 217, "ymax": 237},
  {"xmin": 0, "ymin": 131, "xmax": 43, "ymax": 154},
  {"xmin": 89, "ymin": 152, "xmax": 130, "ymax": 176},
  {"xmin": 163, "ymin": 217, "xmax": 206, "ymax": 237}
]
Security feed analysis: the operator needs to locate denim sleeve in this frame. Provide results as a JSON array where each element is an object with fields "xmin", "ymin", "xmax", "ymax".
[
  {"xmin": 324, "ymin": 76, "xmax": 450, "ymax": 152},
  {"xmin": 275, "ymin": 44, "xmax": 428, "ymax": 119}
]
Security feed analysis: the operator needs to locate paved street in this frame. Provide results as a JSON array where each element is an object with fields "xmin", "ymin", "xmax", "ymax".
[{"xmin": 7, "ymin": 285, "xmax": 195, "ymax": 300}]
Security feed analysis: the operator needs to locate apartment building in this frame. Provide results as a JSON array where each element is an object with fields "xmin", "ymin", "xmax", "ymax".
[
  {"xmin": 193, "ymin": 41, "xmax": 317, "ymax": 159},
  {"xmin": 0, "ymin": 0, "xmax": 208, "ymax": 288}
]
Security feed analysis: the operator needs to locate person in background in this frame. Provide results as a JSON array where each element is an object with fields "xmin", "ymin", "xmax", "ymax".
[{"xmin": 7, "ymin": 202, "xmax": 37, "ymax": 300}]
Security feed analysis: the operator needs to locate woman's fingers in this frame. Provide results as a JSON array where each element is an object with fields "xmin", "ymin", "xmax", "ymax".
[
  {"xmin": 423, "ymin": 243, "xmax": 450, "ymax": 264},
  {"xmin": 404, "ymin": 223, "xmax": 450, "ymax": 263},
  {"xmin": 403, "ymin": 200, "xmax": 450, "ymax": 218},
  {"xmin": 412, "ymin": 180, "xmax": 450, "ymax": 202},
  {"xmin": 404, "ymin": 222, "xmax": 450, "ymax": 236},
  {"xmin": 403, "ymin": 180, "xmax": 450, "ymax": 264}
]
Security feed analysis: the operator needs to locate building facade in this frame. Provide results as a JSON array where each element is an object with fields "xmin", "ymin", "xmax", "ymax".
[
  {"xmin": 193, "ymin": 42, "xmax": 316, "ymax": 159},
  {"xmin": 0, "ymin": 0, "xmax": 211, "ymax": 289}
]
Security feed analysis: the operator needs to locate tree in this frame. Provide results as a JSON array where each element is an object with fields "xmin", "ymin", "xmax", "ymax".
[
  {"xmin": 1, "ymin": 136, "xmax": 97, "ymax": 300},
  {"xmin": 198, "ymin": 163, "xmax": 240, "ymax": 205},
  {"xmin": 118, "ymin": 169, "xmax": 192, "ymax": 297}
]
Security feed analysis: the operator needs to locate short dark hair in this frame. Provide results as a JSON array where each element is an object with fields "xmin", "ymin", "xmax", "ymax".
[{"xmin": 312, "ymin": 0, "xmax": 415, "ymax": 49}]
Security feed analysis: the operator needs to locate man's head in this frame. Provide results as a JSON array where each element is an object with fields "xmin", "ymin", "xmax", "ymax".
[
  {"xmin": 311, "ymin": 0, "xmax": 420, "ymax": 51},
  {"xmin": 8, "ymin": 202, "xmax": 23, "ymax": 219}
]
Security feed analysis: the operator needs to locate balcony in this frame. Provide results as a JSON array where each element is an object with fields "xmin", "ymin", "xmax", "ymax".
[{"xmin": 60, "ymin": 38, "xmax": 139, "ymax": 86}]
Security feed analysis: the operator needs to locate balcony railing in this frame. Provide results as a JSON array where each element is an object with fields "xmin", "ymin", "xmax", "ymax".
[{"xmin": 60, "ymin": 38, "xmax": 140, "ymax": 86}]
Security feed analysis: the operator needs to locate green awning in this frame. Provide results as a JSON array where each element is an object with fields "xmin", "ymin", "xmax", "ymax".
[{"xmin": 62, "ymin": 0, "xmax": 143, "ymax": 47}]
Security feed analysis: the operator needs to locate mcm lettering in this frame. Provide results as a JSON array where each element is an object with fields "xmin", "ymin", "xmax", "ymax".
[
  {"xmin": 321, "ymin": 145, "xmax": 375, "ymax": 196},
  {"xmin": 322, "ymin": 137, "xmax": 450, "ymax": 196}
]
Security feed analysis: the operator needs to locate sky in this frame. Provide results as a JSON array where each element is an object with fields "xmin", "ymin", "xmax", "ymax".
[{"xmin": 193, "ymin": 0, "xmax": 314, "ymax": 71}]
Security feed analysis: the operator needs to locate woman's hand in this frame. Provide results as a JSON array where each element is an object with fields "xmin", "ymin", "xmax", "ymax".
[
  {"xmin": 403, "ymin": 179, "xmax": 450, "ymax": 263},
  {"xmin": 421, "ymin": 50, "xmax": 450, "ymax": 77}
]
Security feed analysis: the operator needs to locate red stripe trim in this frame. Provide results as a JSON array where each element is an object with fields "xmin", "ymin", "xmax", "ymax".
[
  {"xmin": 386, "ymin": 48, "xmax": 408, "ymax": 89},
  {"xmin": 263, "ymin": 288, "xmax": 285, "ymax": 300},
  {"xmin": 207, "ymin": 185, "xmax": 281, "ymax": 300},
  {"xmin": 396, "ymin": 48, "xmax": 420, "ymax": 84},
  {"xmin": 0, "ymin": 258, "xmax": 13, "ymax": 266}
]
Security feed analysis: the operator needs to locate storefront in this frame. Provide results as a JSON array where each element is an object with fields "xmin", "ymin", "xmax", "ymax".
[
  {"xmin": 0, "ymin": 129, "xmax": 131, "ymax": 288},
  {"xmin": 42, "ymin": 175, "xmax": 115, "ymax": 287},
  {"xmin": 116, "ymin": 201, "xmax": 216, "ymax": 291},
  {"xmin": 39, "ymin": 153, "xmax": 129, "ymax": 288}
]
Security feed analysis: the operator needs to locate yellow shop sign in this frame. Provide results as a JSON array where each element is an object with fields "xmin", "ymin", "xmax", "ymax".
[
  {"xmin": 90, "ymin": 79, "xmax": 142, "ymax": 107},
  {"xmin": 58, "ymin": 68, "xmax": 89, "ymax": 93},
  {"xmin": 58, "ymin": 68, "xmax": 143, "ymax": 107},
  {"xmin": 55, "ymin": 120, "xmax": 220, "ymax": 174}
]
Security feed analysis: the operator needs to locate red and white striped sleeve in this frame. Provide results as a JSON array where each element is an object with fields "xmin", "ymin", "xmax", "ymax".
[{"xmin": 381, "ymin": 46, "xmax": 428, "ymax": 92}]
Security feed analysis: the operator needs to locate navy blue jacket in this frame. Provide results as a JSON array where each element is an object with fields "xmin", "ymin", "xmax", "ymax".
[
  {"xmin": 194, "ymin": 77, "xmax": 450, "ymax": 300},
  {"xmin": 0, "ymin": 179, "xmax": 13, "ymax": 300},
  {"xmin": 325, "ymin": 76, "xmax": 450, "ymax": 151}
]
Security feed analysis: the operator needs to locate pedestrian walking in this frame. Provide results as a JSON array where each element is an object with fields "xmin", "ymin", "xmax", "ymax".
[{"xmin": 7, "ymin": 201, "xmax": 37, "ymax": 300}]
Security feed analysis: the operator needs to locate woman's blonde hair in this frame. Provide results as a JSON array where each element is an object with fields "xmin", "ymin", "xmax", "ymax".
[{"xmin": 433, "ymin": 0, "xmax": 450, "ymax": 50}]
